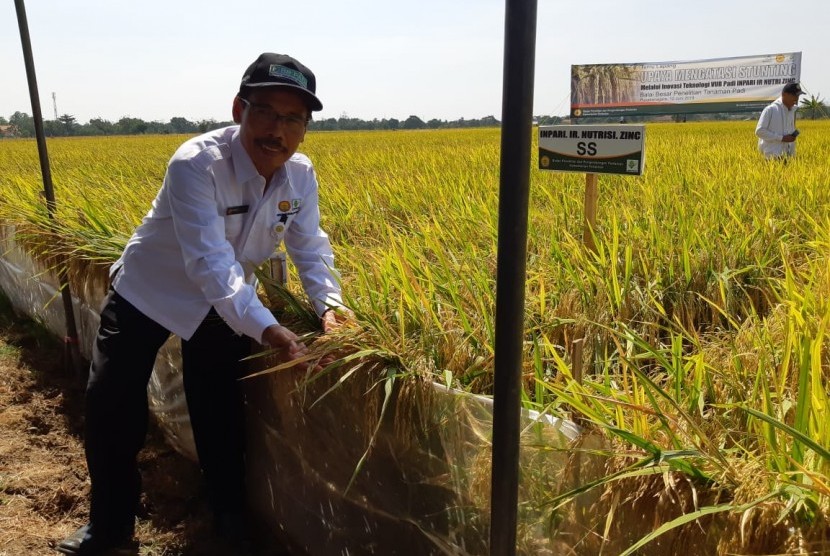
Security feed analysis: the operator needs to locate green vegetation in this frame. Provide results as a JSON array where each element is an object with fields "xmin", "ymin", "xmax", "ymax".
[
  {"xmin": 800, "ymin": 93, "xmax": 830, "ymax": 120},
  {"xmin": 0, "ymin": 111, "xmax": 519, "ymax": 137},
  {"xmin": 1, "ymin": 121, "xmax": 828, "ymax": 553}
]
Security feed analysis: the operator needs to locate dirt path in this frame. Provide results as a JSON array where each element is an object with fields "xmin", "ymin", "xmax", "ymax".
[{"xmin": 0, "ymin": 298, "xmax": 242, "ymax": 556}]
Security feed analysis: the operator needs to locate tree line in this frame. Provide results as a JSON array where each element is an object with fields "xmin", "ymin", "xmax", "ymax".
[
  {"xmin": 1, "ymin": 112, "xmax": 236, "ymax": 138},
  {"xmin": 4, "ymin": 94, "xmax": 824, "ymax": 139},
  {"xmin": 0, "ymin": 111, "xmax": 566, "ymax": 138}
]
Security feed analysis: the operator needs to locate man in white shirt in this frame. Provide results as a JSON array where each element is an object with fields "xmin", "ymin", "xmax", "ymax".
[
  {"xmin": 755, "ymin": 82, "xmax": 804, "ymax": 159},
  {"xmin": 58, "ymin": 53, "xmax": 351, "ymax": 555}
]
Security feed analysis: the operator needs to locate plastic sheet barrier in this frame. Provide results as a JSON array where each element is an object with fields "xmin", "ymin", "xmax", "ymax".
[
  {"xmin": 0, "ymin": 223, "xmax": 592, "ymax": 555},
  {"xmin": 0, "ymin": 224, "xmax": 196, "ymax": 459}
]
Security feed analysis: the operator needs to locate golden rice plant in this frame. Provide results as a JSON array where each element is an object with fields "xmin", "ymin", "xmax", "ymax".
[{"xmin": 1, "ymin": 120, "xmax": 829, "ymax": 553}]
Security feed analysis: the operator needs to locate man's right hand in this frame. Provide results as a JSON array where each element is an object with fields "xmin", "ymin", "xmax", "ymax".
[
  {"xmin": 261, "ymin": 324, "xmax": 309, "ymax": 364},
  {"xmin": 783, "ymin": 134, "xmax": 797, "ymax": 142}
]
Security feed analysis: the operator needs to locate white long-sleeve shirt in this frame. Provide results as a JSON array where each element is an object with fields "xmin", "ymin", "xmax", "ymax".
[
  {"xmin": 755, "ymin": 98, "xmax": 797, "ymax": 158},
  {"xmin": 110, "ymin": 126, "xmax": 343, "ymax": 341}
]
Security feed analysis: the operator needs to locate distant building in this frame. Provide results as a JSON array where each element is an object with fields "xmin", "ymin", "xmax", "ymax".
[{"xmin": 0, "ymin": 125, "xmax": 19, "ymax": 138}]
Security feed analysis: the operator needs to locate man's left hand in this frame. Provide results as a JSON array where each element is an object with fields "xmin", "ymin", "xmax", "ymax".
[{"xmin": 321, "ymin": 307, "xmax": 355, "ymax": 333}]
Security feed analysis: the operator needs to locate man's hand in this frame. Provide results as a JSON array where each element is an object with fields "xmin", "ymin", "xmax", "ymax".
[
  {"xmin": 261, "ymin": 324, "xmax": 309, "ymax": 364},
  {"xmin": 783, "ymin": 134, "xmax": 797, "ymax": 143},
  {"xmin": 321, "ymin": 307, "xmax": 356, "ymax": 333},
  {"xmin": 318, "ymin": 308, "xmax": 357, "ymax": 367}
]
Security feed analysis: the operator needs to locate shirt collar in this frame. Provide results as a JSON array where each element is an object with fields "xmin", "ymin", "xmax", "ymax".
[
  {"xmin": 230, "ymin": 127, "xmax": 263, "ymax": 186},
  {"xmin": 230, "ymin": 127, "xmax": 288, "ymax": 190},
  {"xmin": 775, "ymin": 97, "xmax": 795, "ymax": 112}
]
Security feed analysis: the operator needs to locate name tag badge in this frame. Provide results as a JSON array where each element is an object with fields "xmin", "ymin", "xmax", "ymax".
[{"xmin": 225, "ymin": 205, "xmax": 250, "ymax": 216}]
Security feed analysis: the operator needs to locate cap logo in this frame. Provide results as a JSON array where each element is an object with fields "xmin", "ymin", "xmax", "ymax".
[{"xmin": 268, "ymin": 65, "xmax": 308, "ymax": 88}]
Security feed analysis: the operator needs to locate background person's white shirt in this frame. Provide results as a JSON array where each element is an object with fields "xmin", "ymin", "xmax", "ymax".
[
  {"xmin": 111, "ymin": 126, "xmax": 343, "ymax": 341},
  {"xmin": 755, "ymin": 98, "xmax": 797, "ymax": 158}
]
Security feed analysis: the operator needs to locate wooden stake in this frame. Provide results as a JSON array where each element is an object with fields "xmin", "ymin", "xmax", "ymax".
[
  {"xmin": 571, "ymin": 337, "xmax": 584, "ymax": 385},
  {"xmin": 583, "ymin": 173, "xmax": 598, "ymax": 253}
]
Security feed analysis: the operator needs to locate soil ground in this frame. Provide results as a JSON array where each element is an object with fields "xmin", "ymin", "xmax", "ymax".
[{"xmin": 0, "ymin": 296, "xmax": 278, "ymax": 556}]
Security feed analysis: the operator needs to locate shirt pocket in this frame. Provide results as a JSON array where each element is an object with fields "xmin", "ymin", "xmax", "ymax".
[
  {"xmin": 223, "ymin": 213, "xmax": 246, "ymax": 242},
  {"xmin": 269, "ymin": 219, "xmax": 287, "ymax": 246},
  {"xmin": 270, "ymin": 210, "xmax": 298, "ymax": 244}
]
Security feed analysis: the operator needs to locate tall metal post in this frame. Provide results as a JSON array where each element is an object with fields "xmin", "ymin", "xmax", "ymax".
[
  {"xmin": 14, "ymin": 0, "xmax": 83, "ymax": 374},
  {"xmin": 490, "ymin": 0, "xmax": 537, "ymax": 554}
]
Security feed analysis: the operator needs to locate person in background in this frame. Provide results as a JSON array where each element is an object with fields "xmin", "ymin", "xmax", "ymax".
[
  {"xmin": 57, "ymin": 52, "xmax": 352, "ymax": 555},
  {"xmin": 755, "ymin": 82, "xmax": 805, "ymax": 159}
]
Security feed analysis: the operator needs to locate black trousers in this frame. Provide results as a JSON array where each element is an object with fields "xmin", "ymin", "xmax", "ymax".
[{"xmin": 85, "ymin": 288, "xmax": 250, "ymax": 538}]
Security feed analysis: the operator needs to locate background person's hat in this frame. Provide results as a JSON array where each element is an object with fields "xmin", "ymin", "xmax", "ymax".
[
  {"xmin": 239, "ymin": 53, "xmax": 323, "ymax": 111},
  {"xmin": 782, "ymin": 82, "xmax": 804, "ymax": 96}
]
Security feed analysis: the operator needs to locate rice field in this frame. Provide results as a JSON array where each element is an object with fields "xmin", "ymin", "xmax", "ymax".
[{"xmin": 1, "ymin": 120, "xmax": 829, "ymax": 553}]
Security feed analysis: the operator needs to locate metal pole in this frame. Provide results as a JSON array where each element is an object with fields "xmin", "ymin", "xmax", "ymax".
[
  {"xmin": 14, "ymin": 0, "xmax": 83, "ymax": 375},
  {"xmin": 490, "ymin": 0, "xmax": 537, "ymax": 554}
]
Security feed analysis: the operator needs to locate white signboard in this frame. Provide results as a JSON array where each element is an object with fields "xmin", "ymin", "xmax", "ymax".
[{"xmin": 539, "ymin": 125, "xmax": 646, "ymax": 176}]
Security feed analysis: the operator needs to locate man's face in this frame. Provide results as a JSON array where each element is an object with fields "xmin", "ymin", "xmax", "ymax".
[
  {"xmin": 782, "ymin": 92, "xmax": 800, "ymax": 109},
  {"xmin": 233, "ymin": 88, "xmax": 309, "ymax": 180}
]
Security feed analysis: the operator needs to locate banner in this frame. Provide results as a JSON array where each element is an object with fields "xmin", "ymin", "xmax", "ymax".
[{"xmin": 571, "ymin": 52, "xmax": 802, "ymax": 118}]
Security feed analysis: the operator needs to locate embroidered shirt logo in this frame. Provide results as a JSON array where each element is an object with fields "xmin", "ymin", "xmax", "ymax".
[{"xmin": 276, "ymin": 198, "xmax": 302, "ymax": 224}]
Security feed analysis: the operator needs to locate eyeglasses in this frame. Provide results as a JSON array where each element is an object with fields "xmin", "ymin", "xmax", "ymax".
[{"xmin": 239, "ymin": 98, "xmax": 308, "ymax": 134}]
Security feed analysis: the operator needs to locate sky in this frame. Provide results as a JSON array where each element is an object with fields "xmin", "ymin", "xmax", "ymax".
[{"xmin": 2, "ymin": 0, "xmax": 828, "ymax": 125}]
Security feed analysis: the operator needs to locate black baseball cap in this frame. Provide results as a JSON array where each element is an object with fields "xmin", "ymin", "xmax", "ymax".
[
  {"xmin": 782, "ymin": 82, "xmax": 804, "ymax": 96},
  {"xmin": 239, "ymin": 53, "xmax": 323, "ymax": 111}
]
